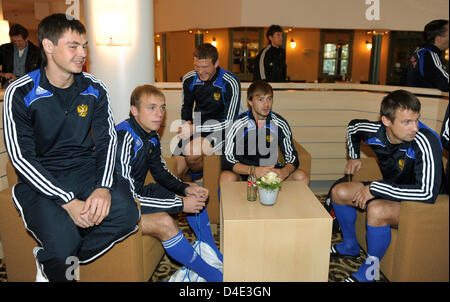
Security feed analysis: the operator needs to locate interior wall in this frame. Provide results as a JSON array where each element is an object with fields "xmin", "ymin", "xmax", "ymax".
[
  {"xmin": 155, "ymin": 0, "xmax": 449, "ymax": 32},
  {"xmin": 163, "ymin": 27, "xmax": 389, "ymax": 84},
  {"xmin": 165, "ymin": 31, "xmax": 195, "ymax": 82},
  {"xmin": 285, "ymin": 29, "xmax": 321, "ymax": 82}
]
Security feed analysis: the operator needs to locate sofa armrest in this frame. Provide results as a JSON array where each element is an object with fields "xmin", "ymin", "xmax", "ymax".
[
  {"xmin": 352, "ymin": 157, "xmax": 382, "ymax": 182},
  {"xmin": 392, "ymin": 195, "xmax": 449, "ymax": 281},
  {"xmin": 203, "ymin": 155, "xmax": 221, "ymax": 224},
  {"xmin": 293, "ymin": 140, "xmax": 311, "ymax": 178}
]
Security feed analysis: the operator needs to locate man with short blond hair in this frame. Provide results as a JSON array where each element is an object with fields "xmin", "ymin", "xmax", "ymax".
[{"xmin": 116, "ymin": 85, "xmax": 223, "ymax": 282}]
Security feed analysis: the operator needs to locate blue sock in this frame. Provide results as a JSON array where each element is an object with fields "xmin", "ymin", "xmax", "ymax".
[
  {"xmin": 332, "ymin": 203, "xmax": 359, "ymax": 255},
  {"xmin": 187, "ymin": 208, "xmax": 223, "ymax": 262},
  {"xmin": 162, "ymin": 230, "xmax": 222, "ymax": 282},
  {"xmin": 353, "ymin": 224, "xmax": 391, "ymax": 282}
]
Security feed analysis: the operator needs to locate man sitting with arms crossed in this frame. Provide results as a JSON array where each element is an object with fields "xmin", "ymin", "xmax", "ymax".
[
  {"xmin": 220, "ymin": 80, "xmax": 309, "ymax": 185},
  {"xmin": 115, "ymin": 85, "xmax": 223, "ymax": 282},
  {"xmin": 329, "ymin": 90, "xmax": 443, "ymax": 282}
]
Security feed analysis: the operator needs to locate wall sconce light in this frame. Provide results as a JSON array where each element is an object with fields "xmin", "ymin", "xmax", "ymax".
[
  {"xmin": 290, "ymin": 39, "xmax": 297, "ymax": 49},
  {"xmin": 366, "ymin": 40, "xmax": 372, "ymax": 51},
  {"xmin": 211, "ymin": 37, "xmax": 217, "ymax": 47},
  {"xmin": 156, "ymin": 45, "xmax": 161, "ymax": 62},
  {"xmin": 93, "ymin": 0, "xmax": 133, "ymax": 46},
  {"xmin": 0, "ymin": 20, "xmax": 11, "ymax": 45},
  {"xmin": 445, "ymin": 49, "xmax": 449, "ymax": 61}
]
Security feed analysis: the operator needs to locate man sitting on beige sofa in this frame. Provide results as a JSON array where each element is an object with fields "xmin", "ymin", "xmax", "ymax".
[
  {"xmin": 115, "ymin": 85, "xmax": 222, "ymax": 282},
  {"xmin": 329, "ymin": 90, "xmax": 443, "ymax": 282}
]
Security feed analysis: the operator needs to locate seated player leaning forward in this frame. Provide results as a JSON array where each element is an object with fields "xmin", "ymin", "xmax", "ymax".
[
  {"xmin": 220, "ymin": 80, "xmax": 309, "ymax": 184},
  {"xmin": 173, "ymin": 43, "xmax": 241, "ymax": 181},
  {"xmin": 329, "ymin": 90, "xmax": 443, "ymax": 282},
  {"xmin": 115, "ymin": 85, "xmax": 223, "ymax": 282}
]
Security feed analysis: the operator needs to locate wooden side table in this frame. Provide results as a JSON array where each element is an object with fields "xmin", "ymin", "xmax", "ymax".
[{"xmin": 220, "ymin": 181, "xmax": 332, "ymax": 281}]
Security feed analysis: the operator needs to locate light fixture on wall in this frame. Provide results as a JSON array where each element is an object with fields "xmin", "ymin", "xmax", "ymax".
[
  {"xmin": 290, "ymin": 39, "xmax": 297, "ymax": 50},
  {"xmin": 93, "ymin": 0, "xmax": 133, "ymax": 46},
  {"xmin": 0, "ymin": 20, "xmax": 10, "ymax": 45},
  {"xmin": 366, "ymin": 40, "xmax": 372, "ymax": 51},
  {"xmin": 445, "ymin": 49, "xmax": 449, "ymax": 61},
  {"xmin": 156, "ymin": 45, "xmax": 161, "ymax": 62},
  {"xmin": 211, "ymin": 37, "xmax": 217, "ymax": 47}
]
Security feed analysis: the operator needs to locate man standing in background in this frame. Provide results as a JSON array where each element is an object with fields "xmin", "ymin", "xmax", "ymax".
[
  {"xmin": 254, "ymin": 25, "xmax": 287, "ymax": 82},
  {"xmin": 405, "ymin": 19, "xmax": 449, "ymax": 92},
  {"xmin": 0, "ymin": 24, "xmax": 42, "ymax": 82}
]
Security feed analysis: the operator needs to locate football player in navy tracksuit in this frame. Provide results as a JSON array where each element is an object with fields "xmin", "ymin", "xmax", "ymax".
[
  {"xmin": 115, "ymin": 85, "xmax": 223, "ymax": 282},
  {"xmin": 441, "ymin": 105, "xmax": 449, "ymax": 193},
  {"xmin": 2, "ymin": 14, "xmax": 139, "ymax": 281},
  {"xmin": 220, "ymin": 80, "xmax": 309, "ymax": 184},
  {"xmin": 173, "ymin": 43, "xmax": 241, "ymax": 181},
  {"xmin": 329, "ymin": 90, "xmax": 443, "ymax": 282},
  {"xmin": 405, "ymin": 19, "xmax": 449, "ymax": 92}
]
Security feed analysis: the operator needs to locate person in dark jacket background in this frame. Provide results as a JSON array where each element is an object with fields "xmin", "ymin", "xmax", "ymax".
[
  {"xmin": 0, "ymin": 23, "xmax": 42, "ymax": 82},
  {"xmin": 405, "ymin": 19, "xmax": 449, "ymax": 92},
  {"xmin": 254, "ymin": 24, "xmax": 287, "ymax": 82}
]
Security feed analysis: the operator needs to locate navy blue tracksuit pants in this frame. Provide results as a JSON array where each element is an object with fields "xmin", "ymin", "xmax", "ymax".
[{"xmin": 12, "ymin": 163, "xmax": 139, "ymax": 281}]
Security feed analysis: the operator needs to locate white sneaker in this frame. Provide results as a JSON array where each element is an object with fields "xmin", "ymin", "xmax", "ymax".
[{"xmin": 33, "ymin": 247, "xmax": 49, "ymax": 282}]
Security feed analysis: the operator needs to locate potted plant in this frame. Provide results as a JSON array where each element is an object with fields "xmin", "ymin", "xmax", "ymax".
[{"xmin": 256, "ymin": 171, "xmax": 282, "ymax": 206}]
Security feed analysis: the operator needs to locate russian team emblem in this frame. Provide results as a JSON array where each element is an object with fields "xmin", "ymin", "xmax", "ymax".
[
  {"xmin": 213, "ymin": 92, "xmax": 221, "ymax": 101},
  {"xmin": 77, "ymin": 105, "xmax": 88, "ymax": 117},
  {"xmin": 398, "ymin": 159, "xmax": 405, "ymax": 171},
  {"xmin": 266, "ymin": 135, "xmax": 274, "ymax": 143}
]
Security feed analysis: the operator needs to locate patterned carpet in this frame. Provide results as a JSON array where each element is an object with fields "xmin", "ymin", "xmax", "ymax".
[
  {"xmin": 149, "ymin": 217, "xmax": 387, "ymax": 282},
  {"xmin": 0, "ymin": 196, "xmax": 387, "ymax": 283}
]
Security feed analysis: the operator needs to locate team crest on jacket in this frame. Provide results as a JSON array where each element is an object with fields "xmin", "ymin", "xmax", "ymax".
[
  {"xmin": 77, "ymin": 105, "xmax": 88, "ymax": 117},
  {"xmin": 213, "ymin": 92, "xmax": 221, "ymax": 101},
  {"xmin": 266, "ymin": 135, "xmax": 274, "ymax": 143},
  {"xmin": 398, "ymin": 159, "xmax": 405, "ymax": 171}
]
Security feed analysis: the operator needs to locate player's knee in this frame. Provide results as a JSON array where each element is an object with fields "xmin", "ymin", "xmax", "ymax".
[
  {"xmin": 366, "ymin": 201, "xmax": 388, "ymax": 225},
  {"xmin": 219, "ymin": 170, "xmax": 240, "ymax": 183},
  {"xmin": 156, "ymin": 213, "xmax": 179, "ymax": 240},
  {"xmin": 185, "ymin": 154, "xmax": 203, "ymax": 167},
  {"xmin": 330, "ymin": 183, "xmax": 351, "ymax": 204},
  {"xmin": 292, "ymin": 169, "xmax": 310, "ymax": 185}
]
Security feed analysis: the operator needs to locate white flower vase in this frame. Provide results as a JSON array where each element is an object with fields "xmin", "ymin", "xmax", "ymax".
[{"xmin": 258, "ymin": 187, "xmax": 280, "ymax": 206}]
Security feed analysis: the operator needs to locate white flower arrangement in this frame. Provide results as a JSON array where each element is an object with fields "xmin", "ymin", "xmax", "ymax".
[{"xmin": 256, "ymin": 171, "xmax": 282, "ymax": 191}]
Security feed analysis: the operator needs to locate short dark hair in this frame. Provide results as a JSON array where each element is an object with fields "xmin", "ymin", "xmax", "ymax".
[
  {"xmin": 424, "ymin": 19, "xmax": 449, "ymax": 45},
  {"xmin": 193, "ymin": 43, "xmax": 218, "ymax": 64},
  {"xmin": 38, "ymin": 13, "xmax": 86, "ymax": 66},
  {"xmin": 247, "ymin": 80, "xmax": 273, "ymax": 101},
  {"xmin": 130, "ymin": 85, "xmax": 165, "ymax": 117},
  {"xmin": 9, "ymin": 24, "xmax": 29, "ymax": 39},
  {"xmin": 266, "ymin": 25, "xmax": 283, "ymax": 43},
  {"xmin": 380, "ymin": 90, "xmax": 421, "ymax": 122}
]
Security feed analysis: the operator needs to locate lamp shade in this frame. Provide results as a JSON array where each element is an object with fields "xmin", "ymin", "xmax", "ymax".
[{"xmin": 0, "ymin": 20, "xmax": 11, "ymax": 45}]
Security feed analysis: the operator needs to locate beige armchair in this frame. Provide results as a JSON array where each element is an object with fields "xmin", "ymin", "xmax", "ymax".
[
  {"xmin": 0, "ymin": 159, "xmax": 177, "ymax": 282},
  {"xmin": 352, "ymin": 157, "xmax": 449, "ymax": 282}
]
